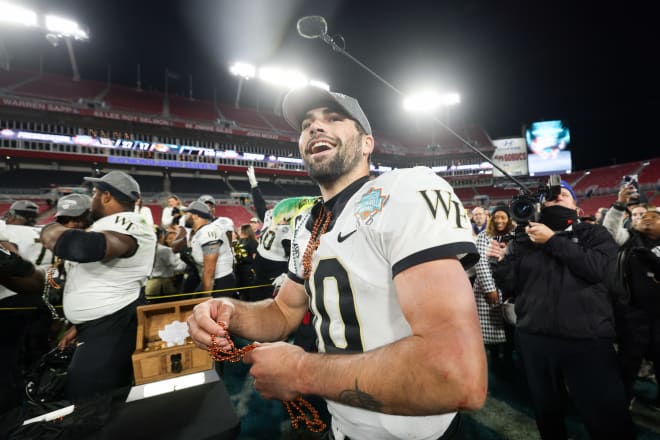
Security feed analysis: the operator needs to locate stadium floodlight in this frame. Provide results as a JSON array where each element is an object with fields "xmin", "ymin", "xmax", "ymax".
[
  {"xmin": 440, "ymin": 92, "xmax": 461, "ymax": 106},
  {"xmin": 258, "ymin": 67, "xmax": 308, "ymax": 89},
  {"xmin": 229, "ymin": 62, "xmax": 256, "ymax": 80},
  {"xmin": 403, "ymin": 91, "xmax": 461, "ymax": 113},
  {"xmin": 0, "ymin": 2, "xmax": 38, "ymax": 26},
  {"xmin": 308, "ymin": 80, "xmax": 330, "ymax": 91},
  {"xmin": 45, "ymin": 15, "xmax": 89, "ymax": 41}
]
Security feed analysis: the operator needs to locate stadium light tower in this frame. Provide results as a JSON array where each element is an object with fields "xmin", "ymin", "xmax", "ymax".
[
  {"xmin": 403, "ymin": 91, "xmax": 461, "ymax": 113},
  {"xmin": 0, "ymin": 2, "xmax": 39, "ymax": 70},
  {"xmin": 229, "ymin": 61, "xmax": 329, "ymax": 109},
  {"xmin": 0, "ymin": 2, "xmax": 38, "ymax": 26},
  {"xmin": 44, "ymin": 14, "xmax": 89, "ymax": 82},
  {"xmin": 0, "ymin": 3, "xmax": 89, "ymax": 80},
  {"xmin": 404, "ymin": 90, "xmax": 461, "ymax": 150},
  {"xmin": 229, "ymin": 62, "xmax": 256, "ymax": 109},
  {"xmin": 258, "ymin": 67, "xmax": 308, "ymax": 89}
]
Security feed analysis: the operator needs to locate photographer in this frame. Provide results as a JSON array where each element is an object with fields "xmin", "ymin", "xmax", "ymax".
[
  {"xmin": 488, "ymin": 181, "xmax": 634, "ymax": 439},
  {"xmin": 160, "ymin": 194, "xmax": 183, "ymax": 227},
  {"xmin": 604, "ymin": 179, "xmax": 648, "ymax": 246},
  {"xmin": 610, "ymin": 207, "xmax": 660, "ymax": 409}
]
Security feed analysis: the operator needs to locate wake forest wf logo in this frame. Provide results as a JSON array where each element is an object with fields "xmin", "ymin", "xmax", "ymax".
[
  {"xmin": 114, "ymin": 215, "xmax": 135, "ymax": 232},
  {"xmin": 418, "ymin": 190, "xmax": 468, "ymax": 229}
]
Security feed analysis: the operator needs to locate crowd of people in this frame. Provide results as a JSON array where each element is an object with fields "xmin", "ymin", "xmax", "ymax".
[
  {"xmin": 472, "ymin": 182, "xmax": 659, "ymax": 439},
  {"xmin": 0, "ymin": 85, "xmax": 658, "ymax": 440}
]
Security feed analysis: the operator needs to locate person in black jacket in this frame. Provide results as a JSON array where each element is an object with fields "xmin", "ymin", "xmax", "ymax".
[
  {"xmin": 610, "ymin": 208, "xmax": 660, "ymax": 409},
  {"xmin": 489, "ymin": 181, "xmax": 635, "ymax": 440}
]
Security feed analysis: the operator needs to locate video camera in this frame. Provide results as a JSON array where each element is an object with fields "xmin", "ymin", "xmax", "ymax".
[{"xmin": 509, "ymin": 174, "xmax": 562, "ymax": 225}]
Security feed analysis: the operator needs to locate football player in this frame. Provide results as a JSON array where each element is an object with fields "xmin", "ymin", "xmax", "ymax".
[{"xmin": 189, "ymin": 86, "xmax": 486, "ymax": 439}]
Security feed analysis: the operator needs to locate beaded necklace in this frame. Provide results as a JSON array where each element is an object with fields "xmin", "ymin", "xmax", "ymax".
[
  {"xmin": 208, "ymin": 323, "xmax": 326, "ymax": 433},
  {"xmin": 42, "ymin": 257, "xmax": 64, "ymax": 321},
  {"xmin": 302, "ymin": 205, "xmax": 332, "ymax": 280}
]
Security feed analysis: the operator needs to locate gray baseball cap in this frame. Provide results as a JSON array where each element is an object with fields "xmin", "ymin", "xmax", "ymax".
[
  {"xmin": 282, "ymin": 86, "xmax": 372, "ymax": 135},
  {"xmin": 56, "ymin": 193, "xmax": 92, "ymax": 217},
  {"xmin": 84, "ymin": 170, "xmax": 140, "ymax": 201},
  {"xmin": 182, "ymin": 200, "xmax": 212, "ymax": 219},
  {"xmin": 198, "ymin": 194, "xmax": 216, "ymax": 205},
  {"xmin": 8, "ymin": 200, "xmax": 39, "ymax": 218}
]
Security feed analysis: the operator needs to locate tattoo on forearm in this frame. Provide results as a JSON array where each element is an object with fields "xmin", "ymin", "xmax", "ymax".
[{"xmin": 338, "ymin": 379, "xmax": 383, "ymax": 412}]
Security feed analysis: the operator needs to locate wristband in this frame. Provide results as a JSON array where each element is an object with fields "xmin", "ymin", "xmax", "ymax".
[{"xmin": 611, "ymin": 202, "xmax": 626, "ymax": 211}]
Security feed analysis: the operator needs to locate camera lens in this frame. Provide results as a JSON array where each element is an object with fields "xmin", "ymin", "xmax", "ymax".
[{"xmin": 511, "ymin": 200, "xmax": 532, "ymax": 222}]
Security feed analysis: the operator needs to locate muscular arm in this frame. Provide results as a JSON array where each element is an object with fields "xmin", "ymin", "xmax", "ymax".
[
  {"xmin": 248, "ymin": 258, "xmax": 488, "ymax": 415},
  {"xmin": 0, "ymin": 270, "xmax": 45, "ymax": 295},
  {"xmin": 188, "ymin": 276, "xmax": 310, "ymax": 345},
  {"xmin": 0, "ymin": 241, "xmax": 45, "ymax": 294},
  {"xmin": 40, "ymin": 222, "xmax": 137, "ymax": 261},
  {"xmin": 201, "ymin": 250, "xmax": 219, "ymax": 292}
]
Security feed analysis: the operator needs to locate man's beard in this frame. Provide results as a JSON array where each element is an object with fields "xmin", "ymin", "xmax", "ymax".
[
  {"xmin": 303, "ymin": 134, "xmax": 363, "ymax": 186},
  {"xmin": 90, "ymin": 208, "xmax": 103, "ymax": 222},
  {"xmin": 185, "ymin": 216, "xmax": 193, "ymax": 228}
]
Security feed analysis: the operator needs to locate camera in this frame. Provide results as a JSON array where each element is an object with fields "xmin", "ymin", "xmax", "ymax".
[
  {"xmin": 509, "ymin": 174, "xmax": 562, "ymax": 225},
  {"xmin": 499, "ymin": 233, "xmax": 515, "ymax": 244},
  {"xmin": 621, "ymin": 174, "xmax": 639, "ymax": 204}
]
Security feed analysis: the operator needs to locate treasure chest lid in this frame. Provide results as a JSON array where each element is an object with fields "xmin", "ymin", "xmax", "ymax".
[{"xmin": 135, "ymin": 297, "xmax": 209, "ymax": 351}]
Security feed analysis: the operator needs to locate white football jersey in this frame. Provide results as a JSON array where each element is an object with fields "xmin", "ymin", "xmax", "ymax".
[
  {"xmin": 0, "ymin": 223, "xmax": 53, "ymax": 301},
  {"xmin": 288, "ymin": 167, "xmax": 477, "ymax": 440},
  {"xmin": 190, "ymin": 222, "xmax": 234, "ymax": 280},
  {"xmin": 258, "ymin": 197, "xmax": 317, "ymax": 262},
  {"xmin": 212, "ymin": 216, "xmax": 234, "ymax": 235},
  {"xmin": 63, "ymin": 211, "xmax": 156, "ymax": 324},
  {"xmin": 257, "ymin": 222, "xmax": 292, "ymax": 262}
]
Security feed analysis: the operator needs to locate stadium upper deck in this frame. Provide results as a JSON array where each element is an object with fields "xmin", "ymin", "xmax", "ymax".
[{"xmin": 0, "ymin": 68, "xmax": 658, "ymax": 212}]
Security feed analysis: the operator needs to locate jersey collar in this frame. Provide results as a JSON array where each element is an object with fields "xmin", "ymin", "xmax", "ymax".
[{"xmin": 307, "ymin": 175, "xmax": 371, "ymax": 232}]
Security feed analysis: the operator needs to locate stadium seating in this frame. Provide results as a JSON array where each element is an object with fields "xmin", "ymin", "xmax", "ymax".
[
  {"xmin": 145, "ymin": 204, "xmax": 163, "ymax": 225},
  {"xmin": 639, "ymin": 158, "xmax": 660, "ymax": 185},
  {"xmin": 453, "ymin": 187, "xmax": 477, "ymax": 203},
  {"xmin": 13, "ymin": 74, "xmax": 106, "ymax": 102},
  {"xmin": 256, "ymin": 181, "xmax": 287, "ymax": 197},
  {"xmin": 571, "ymin": 162, "xmax": 640, "ymax": 193},
  {"xmin": 560, "ymin": 171, "xmax": 586, "ymax": 187},
  {"xmin": 216, "ymin": 104, "xmax": 271, "ymax": 130},
  {"xmin": 258, "ymin": 112, "xmax": 297, "ymax": 134},
  {"xmin": 0, "ymin": 169, "xmax": 89, "ymax": 190},
  {"xmin": 0, "ymin": 68, "xmax": 38, "ymax": 88},
  {"xmin": 0, "ymin": 201, "xmax": 13, "ymax": 215},
  {"xmin": 169, "ymin": 176, "xmax": 231, "ymax": 197},
  {"xmin": 168, "ymin": 95, "xmax": 219, "ymax": 122},
  {"xmin": 132, "ymin": 175, "xmax": 165, "ymax": 194},
  {"xmin": 474, "ymin": 187, "xmax": 519, "ymax": 201},
  {"xmin": 215, "ymin": 205, "xmax": 254, "ymax": 227},
  {"xmin": 226, "ymin": 179, "xmax": 251, "ymax": 193},
  {"xmin": 578, "ymin": 194, "xmax": 616, "ymax": 217},
  {"xmin": 277, "ymin": 182, "xmax": 320, "ymax": 197},
  {"xmin": 104, "ymin": 86, "xmax": 164, "ymax": 115}
]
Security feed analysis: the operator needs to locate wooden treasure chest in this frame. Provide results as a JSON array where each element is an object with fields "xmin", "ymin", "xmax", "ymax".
[{"xmin": 132, "ymin": 297, "xmax": 214, "ymax": 385}]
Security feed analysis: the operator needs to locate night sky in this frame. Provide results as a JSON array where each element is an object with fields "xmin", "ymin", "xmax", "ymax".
[{"xmin": 6, "ymin": 0, "xmax": 660, "ymax": 170}]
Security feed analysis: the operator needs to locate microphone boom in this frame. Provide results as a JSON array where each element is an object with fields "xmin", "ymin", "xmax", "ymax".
[{"xmin": 297, "ymin": 16, "xmax": 328, "ymax": 39}]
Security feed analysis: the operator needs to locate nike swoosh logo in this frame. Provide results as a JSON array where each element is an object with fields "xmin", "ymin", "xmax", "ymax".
[{"xmin": 337, "ymin": 230, "xmax": 357, "ymax": 243}]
